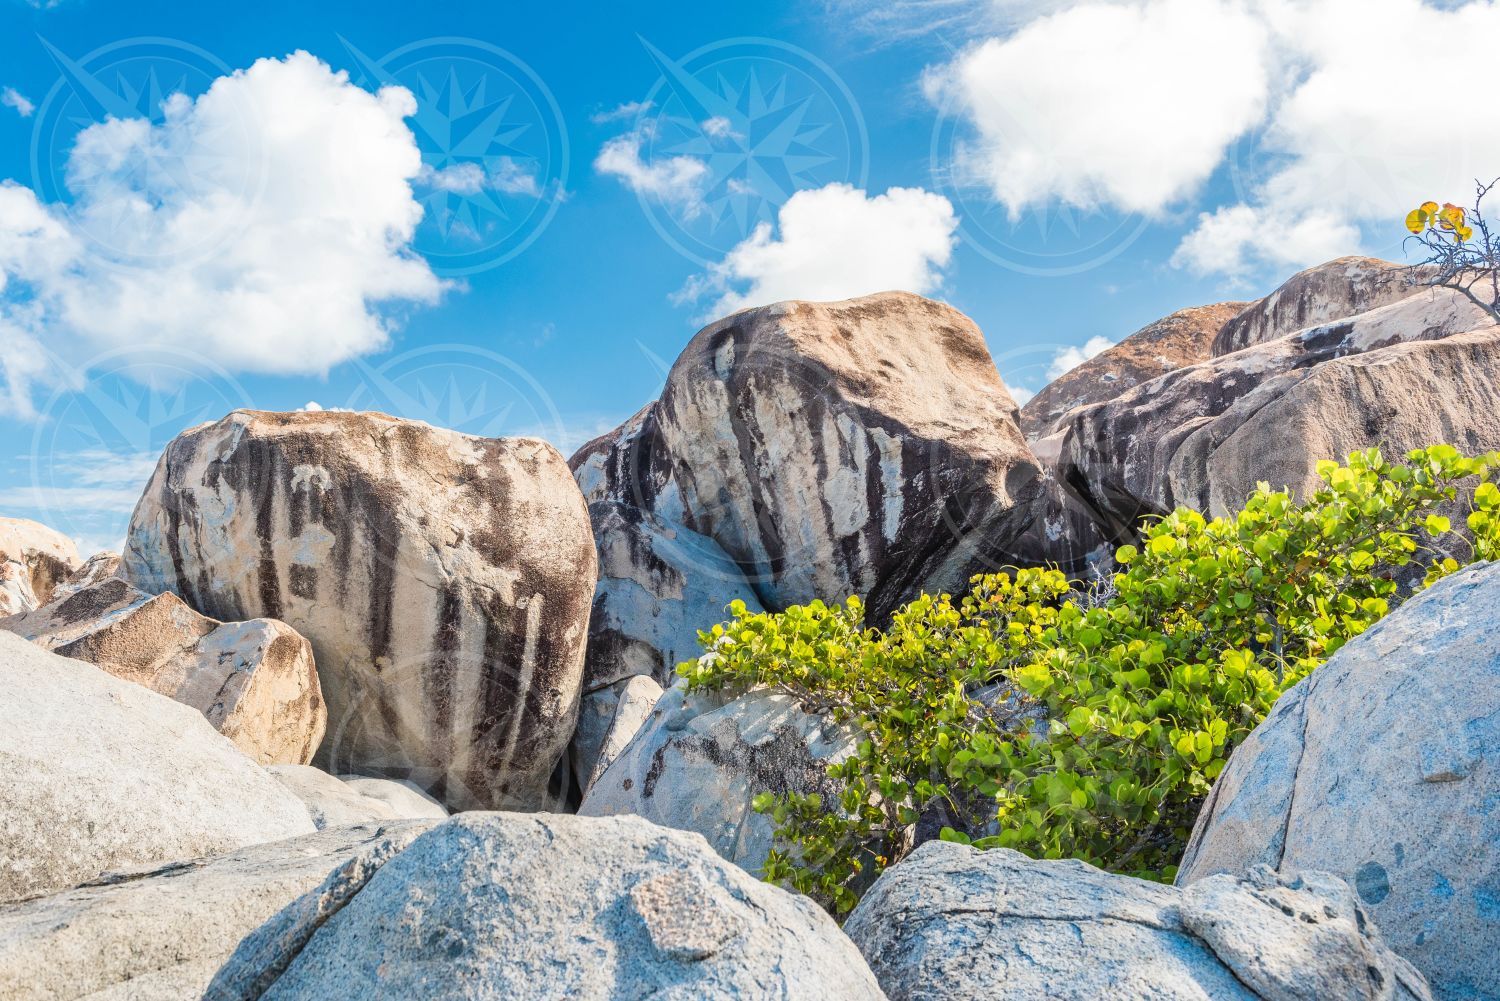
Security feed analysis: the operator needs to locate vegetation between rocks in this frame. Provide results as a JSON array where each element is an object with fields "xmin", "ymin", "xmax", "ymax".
[{"xmin": 679, "ymin": 445, "xmax": 1500, "ymax": 912}]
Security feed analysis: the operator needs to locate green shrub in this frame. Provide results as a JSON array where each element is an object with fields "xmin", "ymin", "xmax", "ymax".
[{"xmin": 678, "ymin": 445, "xmax": 1500, "ymax": 912}]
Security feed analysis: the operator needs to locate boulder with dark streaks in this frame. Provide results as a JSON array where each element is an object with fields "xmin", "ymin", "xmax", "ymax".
[
  {"xmin": 2, "ymin": 572, "xmax": 325, "ymax": 766},
  {"xmin": 570, "ymin": 293, "xmax": 1044, "ymax": 716},
  {"xmin": 1056, "ymin": 287, "xmax": 1500, "ymax": 542},
  {"xmin": 122, "ymin": 410, "xmax": 597, "ymax": 812}
]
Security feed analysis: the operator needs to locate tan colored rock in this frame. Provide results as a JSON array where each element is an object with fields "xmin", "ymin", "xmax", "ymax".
[
  {"xmin": 1211, "ymin": 256, "xmax": 1426, "ymax": 356},
  {"xmin": 0, "ymin": 517, "xmax": 79, "ymax": 617},
  {"xmin": 267, "ymin": 765, "xmax": 448, "ymax": 829},
  {"xmin": 0, "ymin": 631, "xmax": 316, "ymax": 903},
  {"xmin": 51, "ymin": 551, "xmax": 121, "ymax": 599},
  {"xmin": 1020, "ymin": 302, "xmax": 1248, "ymax": 439},
  {"xmin": 1056, "ymin": 287, "xmax": 1500, "ymax": 539},
  {"xmin": 122, "ymin": 410, "xmax": 598, "ymax": 811},
  {"xmin": 3, "ymin": 575, "xmax": 325, "ymax": 766}
]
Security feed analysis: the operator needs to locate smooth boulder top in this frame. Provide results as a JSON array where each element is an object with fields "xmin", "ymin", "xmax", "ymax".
[
  {"xmin": 846, "ymin": 839, "xmax": 1429, "ymax": 1001},
  {"xmin": 1179, "ymin": 561, "xmax": 1500, "ymax": 1001},
  {"xmin": 0, "ymin": 820, "xmax": 436, "ymax": 1001},
  {"xmin": 267, "ymin": 765, "xmax": 448, "ymax": 829},
  {"xmin": 206, "ymin": 811, "xmax": 886, "ymax": 1001},
  {"xmin": 0, "ymin": 630, "xmax": 315, "ymax": 903}
]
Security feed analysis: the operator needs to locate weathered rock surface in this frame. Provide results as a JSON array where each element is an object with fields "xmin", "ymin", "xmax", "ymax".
[
  {"xmin": 1179, "ymin": 561, "xmax": 1500, "ymax": 1001},
  {"xmin": 1212, "ymin": 257, "xmax": 1426, "ymax": 356},
  {"xmin": 0, "ymin": 820, "xmax": 435, "ymax": 1001},
  {"xmin": 267, "ymin": 765, "xmax": 447, "ymax": 829},
  {"xmin": 846, "ymin": 840, "xmax": 1429, "ymax": 1001},
  {"xmin": 572, "ymin": 293, "xmax": 1043, "ymax": 703},
  {"xmin": 579, "ymin": 681, "xmax": 856, "ymax": 876},
  {"xmin": 571, "ymin": 673, "xmax": 664, "ymax": 797},
  {"xmin": 0, "ymin": 631, "xmax": 315, "ymax": 903},
  {"xmin": 2, "ymin": 575, "xmax": 325, "ymax": 766},
  {"xmin": 52, "ymin": 550, "xmax": 122, "ymax": 598},
  {"xmin": 1020, "ymin": 302, "xmax": 1248, "ymax": 439},
  {"xmin": 206, "ymin": 812, "xmax": 885, "ymax": 1000},
  {"xmin": 122, "ymin": 409, "xmax": 598, "ymax": 812},
  {"xmin": 0, "ymin": 516, "xmax": 79, "ymax": 617},
  {"xmin": 1057, "ymin": 287, "xmax": 1500, "ymax": 540}
]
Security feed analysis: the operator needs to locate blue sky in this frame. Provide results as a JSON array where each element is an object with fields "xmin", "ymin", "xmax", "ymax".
[{"xmin": 1, "ymin": 0, "xmax": 1497, "ymax": 553}]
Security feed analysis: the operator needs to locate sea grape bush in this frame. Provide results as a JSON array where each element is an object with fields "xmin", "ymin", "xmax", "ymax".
[{"xmin": 678, "ymin": 445, "xmax": 1500, "ymax": 912}]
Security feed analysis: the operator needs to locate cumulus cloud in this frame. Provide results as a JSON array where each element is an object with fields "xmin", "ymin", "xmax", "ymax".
[
  {"xmin": 924, "ymin": 0, "xmax": 1270, "ymax": 217},
  {"xmin": 1046, "ymin": 335, "xmax": 1115, "ymax": 380},
  {"xmin": 590, "ymin": 100, "xmax": 651, "ymax": 124},
  {"xmin": 595, "ymin": 125, "xmax": 708, "ymax": 215},
  {"xmin": 0, "ymin": 51, "xmax": 444, "ymax": 417},
  {"xmin": 1175, "ymin": 0, "xmax": 1500, "ymax": 278},
  {"xmin": 1, "ymin": 87, "xmax": 34, "ymax": 117},
  {"xmin": 677, "ymin": 183, "xmax": 959, "ymax": 317}
]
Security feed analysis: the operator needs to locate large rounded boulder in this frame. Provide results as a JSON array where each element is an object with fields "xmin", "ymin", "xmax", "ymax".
[
  {"xmin": 206, "ymin": 812, "xmax": 885, "ymax": 1000},
  {"xmin": 1179, "ymin": 561, "xmax": 1500, "ymax": 1000},
  {"xmin": 0, "ymin": 631, "xmax": 315, "ymax": 903},
  {"xmin": 122, "ymin": 410, "xmax": 598, "ymax": 811}
]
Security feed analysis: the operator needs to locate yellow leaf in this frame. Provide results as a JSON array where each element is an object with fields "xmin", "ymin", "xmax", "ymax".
[
  {"xmin": 1421, "ymin": 201, "xmax": 1439, "ymax": 216},
  {"xmin": 1405, "ymin": 209, "xmax": 1425, "ymax": 234},
  {"xmin": 1458, "ymin": 225, "xmax": 1474, "ymax": 242}
]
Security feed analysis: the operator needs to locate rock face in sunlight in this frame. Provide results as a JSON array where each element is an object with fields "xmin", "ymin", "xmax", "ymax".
[
  {"xmin": 1211, "ymin": 257, "xmax": 1429, "ymax": 356},
  {"xmin": 206, "ymin": 813, "xmax": 885, "ymax": 1000},
  {"xmin": 122, "ymin": 410, "xmax": 598, "ymax": 812},
  {"xmin": 0, "ymin": 820, "xmax": 438, "ymax": 1001},
  {"xmin": 0, "ymin": 631, "xmax": 315, "ymax": 903},
  {"xmin": 569, "ymin": 293, "xmax": 1045, "ymax": 756},
  {"xmin": 2, "ymin": 571, "xmax": 325, "ymax": 766},
  {"xmin": 1055, "ymin": 286, "xmax": 1500, "ymax": 541},
  {"xmin": 1179, "ymin": 561, "xmax": 1500, "ymax": 1001},
  {"xmin": 1020, "ymin": 301, "xmax": 1248, "ymax": 439},
  {"xmin": 846, "ymin": 840, "xmax": 1430, "ymax": 1001},
  {"xmin": 0, "ymin": 518, "xmax": 80, "ymax": 618}
]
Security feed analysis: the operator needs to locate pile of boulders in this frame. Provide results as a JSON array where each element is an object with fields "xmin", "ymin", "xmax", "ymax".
[{"xmin": 3, "ymin": 256, "xmax": 1498, "ymax": 998}]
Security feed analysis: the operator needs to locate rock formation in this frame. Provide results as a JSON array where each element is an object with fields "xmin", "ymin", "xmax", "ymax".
[
  {"xmin": 206, "ymin": 812, "xmax": 885, "ymax": 1000},
  {"xmin": 1212, "ymin": 257, "xmax": 1426, "ymax": 356},
  {"xmin": 122, "ymin": 410, "xmax": 598, "ymax": 811},
  {"xmin": 0, "ymin": 517, "xmax": 79, "ymax": 617},
  {"xmin": 266, "ymin": 765, "xmax": 448, "ymax": 829},
  {"xmin": 580, "ymin": 682, "xmax": 857, "ymax": 875},
  {"xmin": 570, "ymin": 294, "xmax": 1044, "ymax": 771},
  {"xmin": 571, "ymin": 673, "xmax": 664, "ymax": 796},
  {"xmin": 1056, "ymin": 287, "xmax": 1500, "ymax": 542},
  {"xmin": 1019, "ymin": 301, "xmax": 1248, "ymax": 439},
  {"xmin": 0, "ymin": 631, "xmax": 315, "ymax": 903},
  {"xmin": 1179, "ymin": 561, "xmax": 1500, "ymax": 1000},
  {"xmin": 846, "ymin": 840, "xmax": 1429, "ymax": 1001},
  {"xmin": 3, "ymin": 573, "xmax": 325, "ymax": 765},
  {"xmin": 0, "ymin": 820, "xmax": 436, "ymax": 1001}
]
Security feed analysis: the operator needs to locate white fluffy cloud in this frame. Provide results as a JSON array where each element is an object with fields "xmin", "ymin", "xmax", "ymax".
[
  {"xmin": 0, "ymin": 51, "xmax": 444, "ymax": 416},
  {"xmin": 1175, "ymin": 0, "xmax": 1500, "ymax": 277},
  {"xmin": 678, "ymin": 183, "xmax": 959, "ymax": 317},
  {"xmin": 1046, "ymin": 335, "xmax": 1115, "ymax": 380},
  {"xmin": 595, "ymin": 126, "xmax": 708, "ymax": 215},
  {"xmin": 924, "ymin": 0, "xmax": 1270, "ymax": 217},
  {"xmin": 1, "ymin": 87, "xmax": 34, "ymax": 117}
]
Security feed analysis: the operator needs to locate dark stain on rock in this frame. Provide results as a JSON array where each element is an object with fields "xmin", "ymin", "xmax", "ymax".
[{"xmin": 1355, "ymin": 861, "xmax": 1391, "ymax": 905}]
